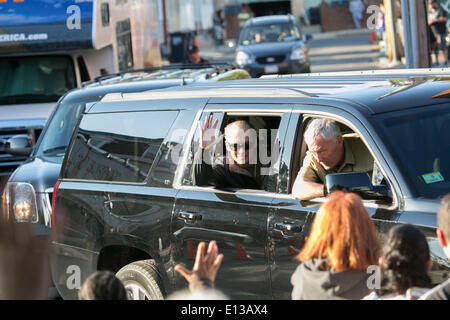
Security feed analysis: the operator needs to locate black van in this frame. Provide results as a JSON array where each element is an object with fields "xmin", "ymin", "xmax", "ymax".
[
  {"xmin": 51, "ymin": 71, "xmax": 450, "ymax": 299},
  {"xmin": 2, "ymin": 65, "xmax": 250, "ymax": 233}
]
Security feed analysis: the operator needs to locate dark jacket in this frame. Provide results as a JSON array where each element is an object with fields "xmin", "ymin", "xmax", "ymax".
[
  {"xmin": 291, "ymin": 259, "xmax": 372, "ymax": 300},
  {"xmin": 192, "ymin": 148, "xmax": 261, "ymax": 189}
]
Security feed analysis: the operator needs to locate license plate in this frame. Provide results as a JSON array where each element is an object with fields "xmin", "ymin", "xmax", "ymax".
[{"xmin": 264, "ymin": 65, "xmax": 279, "ymax": 74}]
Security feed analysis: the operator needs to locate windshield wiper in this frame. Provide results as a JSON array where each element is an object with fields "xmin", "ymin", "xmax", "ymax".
[{"xmin": 42, "ymin": 145, "xmax": 68, "ymax": 155}]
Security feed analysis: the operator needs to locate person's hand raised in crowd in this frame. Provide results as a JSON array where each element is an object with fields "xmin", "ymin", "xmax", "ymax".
[
  {"xmin": 197, "ymin": 115, "xmax": 223, "ymax": 149},
  {"xmin": 0, "ymin": 216, "xmax": 51, "ymax": 299},
  {"xmin": 175, "ymin": 240, "xmax": 224, "ymax": 292}
]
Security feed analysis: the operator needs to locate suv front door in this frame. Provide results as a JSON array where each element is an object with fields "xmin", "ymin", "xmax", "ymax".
[{"xmin": 268, "ymin": 105, "xmax": 402, "ymax": 299}]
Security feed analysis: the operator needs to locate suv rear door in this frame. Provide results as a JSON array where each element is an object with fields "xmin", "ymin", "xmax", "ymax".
[
  {"xmin": 172, "ymin": 103, "xmax": 292, "ymax": 299},
  {"xmin": 53, "ymin": 102, "xmax": 198, "ymax": 298}
]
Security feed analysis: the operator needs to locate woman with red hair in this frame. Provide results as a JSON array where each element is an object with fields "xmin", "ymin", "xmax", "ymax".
[{"xmin": 291, "ymin": 191, "xmax": 381, "ymax": 299}]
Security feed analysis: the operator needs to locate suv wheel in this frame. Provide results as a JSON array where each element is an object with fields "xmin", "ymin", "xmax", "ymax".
[{"xmin": 116, "ymin": 260, "xmax": 165, "ymax": 300}]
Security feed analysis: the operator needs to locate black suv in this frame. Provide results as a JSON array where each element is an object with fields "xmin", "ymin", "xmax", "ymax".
[
  {"xmin": 2, "ymin": 65, "xmax": 249, "ymax": 233},
  {"xmin": 51, "ymin": 70, "xmax": 450, "ymax": 300}
]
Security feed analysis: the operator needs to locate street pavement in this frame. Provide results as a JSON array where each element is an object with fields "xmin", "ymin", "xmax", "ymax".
[{"xmin": 196, "ymin": 26, "xmax": 404, "ymax": 75}]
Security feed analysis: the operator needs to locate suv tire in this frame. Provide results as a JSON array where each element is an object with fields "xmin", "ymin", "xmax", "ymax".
[{"xmin": 116, "ymin": 260, "xmax": 165, "ymax": 300}]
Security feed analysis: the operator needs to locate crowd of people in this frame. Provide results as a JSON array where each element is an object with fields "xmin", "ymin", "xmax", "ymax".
[
  {"xmin": 179, "ymin": 191, "xmax": 450, "ymax": 301},
  {"xmin": 0, "ymin": 190, "xmax": 448, "ymax": 300}
]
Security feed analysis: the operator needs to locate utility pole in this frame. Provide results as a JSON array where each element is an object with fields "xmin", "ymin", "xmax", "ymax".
[
  {"xmin": 162, "ymin": 0, "xmax": 168, "ymax": 44},
  {"xmin": 413, "ymin": 0, "xmax": 432, "ymax": 67},
  {"xmin": 401, "ymin": 0, "xmax": 431, "ymax": 68},
  {"xmin": 401, "ymin": 0, "xmax": 413, "ymax": 67},
  {"xmin": 384, "ymin": 0, "xmax": 398, "ymax": 63}
]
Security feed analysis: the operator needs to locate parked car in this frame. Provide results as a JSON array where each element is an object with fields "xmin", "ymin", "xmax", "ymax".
[
  {"xmin": 235, "ymin": 14, "xmax": 311, "ymax": 78},
  {"xmin": 2, "ymin": 64, "xmax": 249, "ymax": 233},
  {"xmin": 51, "ymin": 69, "xmax": 450, "ymax": 300}
]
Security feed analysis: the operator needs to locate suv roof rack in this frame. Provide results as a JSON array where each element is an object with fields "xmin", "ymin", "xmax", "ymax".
[
  {"xmin": 260, "ymin": 68, "xmax": 450, "ymax": 79},
  {"xmin": 81, "ymin": 61, "xmax": 236, "ymax": 88}
]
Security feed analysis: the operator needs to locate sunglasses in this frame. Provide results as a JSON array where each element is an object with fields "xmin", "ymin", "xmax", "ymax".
[{"xmin": 226, "ymin": 141, "xmax": 252, "ymax": 152}]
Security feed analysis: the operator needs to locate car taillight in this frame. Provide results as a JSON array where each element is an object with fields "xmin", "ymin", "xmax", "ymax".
[
  {"xmin": 51, "ymin": 180, "xmax": 60, "ymax": 229},
  {"xmin": 2, "ymin": 189, "xmax": 8, "ymax": 219}
]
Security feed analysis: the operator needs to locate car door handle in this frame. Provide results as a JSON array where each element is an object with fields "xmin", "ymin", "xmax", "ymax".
[
  {"xmin": 274, "ymin": 223, "xmax": 302, "ymax": 233},
  {"xmin": 177, "ymin": 211, "xmax": 203, "ymax": 223}
]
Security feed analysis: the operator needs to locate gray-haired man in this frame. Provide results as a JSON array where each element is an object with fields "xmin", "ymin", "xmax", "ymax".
[{"xmin": 292, "ymin": 118, "xmax": 373, "ymax": 200}]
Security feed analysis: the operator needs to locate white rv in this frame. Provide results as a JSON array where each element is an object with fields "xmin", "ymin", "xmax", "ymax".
[{"xmin": 0, "ymin": 0, "xmax": 161, "ymax": 184}]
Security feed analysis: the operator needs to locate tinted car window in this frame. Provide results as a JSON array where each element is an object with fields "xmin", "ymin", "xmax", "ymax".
[
  {"xmin": 63, "ymin": 111, "xmax": 179, "ymax": 183},
  {"xmin": 239, "ymin": 23, "xmax": 301, "ymax": 46},
  {"xmin": 184, "ymin": 112, "xmax": 282, "ymax": 191},
  {"xmin": 36, "ymin": 101, "xmax": 85, "ymax": 157},
  {"xmin": 374, "ymin": 103, "xmax": 450, "ymax": 199}
]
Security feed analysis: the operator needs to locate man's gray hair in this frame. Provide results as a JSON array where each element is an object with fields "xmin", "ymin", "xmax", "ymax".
[{"xmin": 304, "ymin": 118, "xmax": 342, "ymax": 146}]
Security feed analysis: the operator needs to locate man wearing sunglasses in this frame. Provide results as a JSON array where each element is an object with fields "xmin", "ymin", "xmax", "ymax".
[{"xmin": 192, "ymin": 116, "xmax": 261, "ymax": 189}]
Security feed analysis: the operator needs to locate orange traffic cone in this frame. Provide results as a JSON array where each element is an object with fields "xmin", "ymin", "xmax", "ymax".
[{"xmin": 370, "ymin": 30, "xmax": 376, "ymax": 43}]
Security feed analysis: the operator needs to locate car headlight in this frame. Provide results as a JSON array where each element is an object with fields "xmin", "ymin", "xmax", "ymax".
[
  {"xmin": 290, "ymin": 47, "xmax": 306, "ymax": 61},
  {"xmin": 235, "ymin": 51, "xmax": 253, "ymax": 67},
  {"xmin": 3, "ymin": 182, "xmax": 38, "ymax": 223}
]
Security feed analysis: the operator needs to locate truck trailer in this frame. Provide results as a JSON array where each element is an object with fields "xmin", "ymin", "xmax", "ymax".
[{"xmin": 0, "ymin": 0, "xmax": 162, "ymax": 187}]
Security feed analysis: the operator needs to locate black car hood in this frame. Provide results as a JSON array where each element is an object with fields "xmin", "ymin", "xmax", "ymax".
[
  {"xmin": 8, "ymin": 156, "xmax": 62, "ymax": 193},
  {"xmin": 238, "ymin": 41, "xmax": 304, "ymax": 57}
]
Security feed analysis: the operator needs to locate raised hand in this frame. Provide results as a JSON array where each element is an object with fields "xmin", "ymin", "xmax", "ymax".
[
  {"xmin": 197, "ymin": 115, "xmax": 223, "ymax": 149},
  {"xmin": 174, "ymin": 240, "xmax": 224, "ymax": 292}
]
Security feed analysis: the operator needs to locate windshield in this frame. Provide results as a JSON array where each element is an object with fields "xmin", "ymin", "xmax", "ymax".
[
  {"xmin": 374, "ymin": 103, "xmax": 450, "ymax": 199},
  {"xmin": 0, "ymin": 56, "xmax": 76, "ymax": 104},
  {"xmin": 239, "ymin": 23, "xmax": 302, "ymax": 46},
  {"xmin": 36, "ymin": 101, "xmax": 85, "ymax": 157}
]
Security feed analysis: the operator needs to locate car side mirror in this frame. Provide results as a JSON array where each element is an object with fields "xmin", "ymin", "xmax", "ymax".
[
  {"xmin": 324, "ymin": 172, "xmax": 391, "ymax": 201},
  {"xmin": 5, "ymin": 134, "xmax": 33, "ymax": 157}
]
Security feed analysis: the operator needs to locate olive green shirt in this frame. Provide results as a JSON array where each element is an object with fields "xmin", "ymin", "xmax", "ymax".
[{"xmin": 298, "ymin": 136, "xmax": 374, "ymax": 183}]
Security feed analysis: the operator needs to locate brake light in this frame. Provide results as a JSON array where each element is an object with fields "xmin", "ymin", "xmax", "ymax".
[
  {"xmin": 2, "ymin": 189, "xmax": 8, "ymax": 219},
  {"xmin": 51, "ymin": 180, "xmax": 60, "ymax": 229}
]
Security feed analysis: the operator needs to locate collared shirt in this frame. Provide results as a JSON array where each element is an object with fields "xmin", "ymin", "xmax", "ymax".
[{"xmin": 298, "ymin": 136, "xmax": 374, "ymax": 183}]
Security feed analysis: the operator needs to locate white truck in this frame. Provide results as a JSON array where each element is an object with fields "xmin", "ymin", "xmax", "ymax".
[{"xmin": 0, "ymin": 0, "xmax": 161, "ymax": 187}]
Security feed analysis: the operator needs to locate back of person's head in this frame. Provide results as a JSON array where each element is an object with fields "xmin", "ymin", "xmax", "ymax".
[
  {"xmin": 78, "ymin": 271, "xmax": 127, "ymax": 300},
  {"xmin": 167, "ymin": 288, "xmax": 229, "ymax": 300},
  {"xmin": 438, "ymin": 193, "xmax": 450, "ymax": 243},
  {"xmin": 297, "ymin": 191, "xmax": 380, "ymax": 272},
  {"xmin": 304, "ymin": 118, "xmax": 341, "ymax": 146},
  {"xmin": 376, "ymin": 224, "xmax": 432, "ymax": 296}
]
